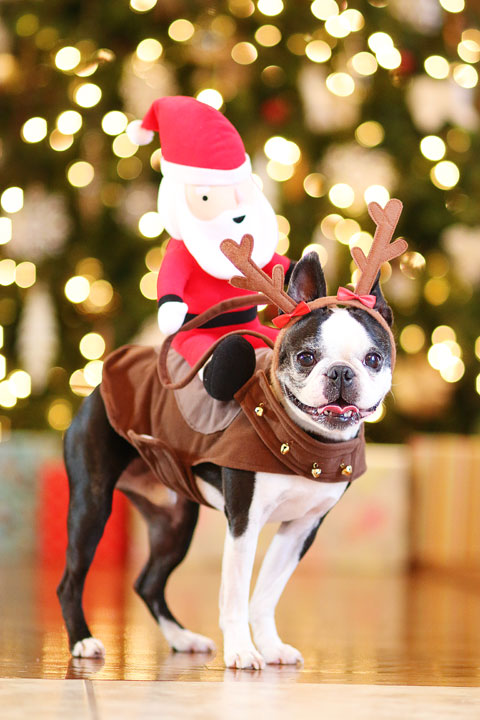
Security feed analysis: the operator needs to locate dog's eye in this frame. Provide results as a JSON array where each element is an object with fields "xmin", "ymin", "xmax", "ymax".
[
  {"xmin": 364, "ymin": 352, "xmax": 382, "ymax": 370},
  {"xmin": 202, "ymin": 195, "xmax": 208, "ymax": 201},
  {"xmin": 296, "ymin": 351, "xmax": 315, "ymax": 367}
]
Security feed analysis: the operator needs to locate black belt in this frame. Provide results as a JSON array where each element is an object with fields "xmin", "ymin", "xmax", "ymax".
[{"xmin": 183, "ymin": 306, "xmax": 257, "ymax": 329}]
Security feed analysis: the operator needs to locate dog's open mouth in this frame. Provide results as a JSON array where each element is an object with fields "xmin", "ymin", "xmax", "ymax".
[{"xmin": 285, "ymin": 387, "xmax": 378, "ymax": 424}]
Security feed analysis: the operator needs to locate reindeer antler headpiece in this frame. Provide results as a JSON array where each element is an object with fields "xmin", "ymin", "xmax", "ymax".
[{"xmin": 221, "ymin": 199, "xmax": 407, "ymax": 368}]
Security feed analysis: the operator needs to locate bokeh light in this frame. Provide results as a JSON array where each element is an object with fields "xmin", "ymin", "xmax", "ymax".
[
  {"xmin": 49, "ymin": 130, "xmax": 74, "ymax": 151},
  {"xmin": 56, "ymin": 110, "xmax": 82, "ymax": 135},
  {"xmin": 0, "ymin": 218, "xmax": 12, "ymax": 245},
  {"xmin": 15, "ymin": 262, "xmax": 36, "ymax": 288},
  {"xmin": 112, "ymin": 133, "xmax": 138, "ymax": 158},
  {"xmin": 430, "ymin": 161, "xmax": 460, "ymax": 189},
  {"xmin": 453, "ymin": 63, "xmax": 478, "ymax": 89},
  {"xmin": 140, "ymin": 271, "xmax": 157, "ymax": 299},
  {"xmin": 305, "ymin": 40, "xmax": 332, "ymax": 63},
  {"xmin": 196, "ymin": 89, "xmax": 224, "ymax": 109},
  {"xmin": 424, "ymin": 277, "xmax": 450, "ymax": 305},
  {"xmin": 424, "ymin": 55, "xmax": 449, "ymax": 79},
  {"xmin": 138, "ymin": 211, "xmax": 164, "ymax": 238},
  {"xmin": 136, "ymin": 38, "xmax": 163, "ymax": 61},
  {"xmin": 420, "ymin": 135, "xmax": 446, "ymax": 161},
  {"xmin": 438, "ymin": 0, "xmax": 464, "ymax": 12},
  {"xmin": 329, "ymin": 183, "xmax": 354, "ymax": 208},
  {"xmin": 79, "ymin": 332, "xmax": 105, "ymax": 360},
  {"xmin": 264, "ymin": 136, "xmax": 301, "ymax": 164},
  {"xmin": 130, "ymin": 0, "xmax": 157, "ymax": 11},
  {"xmin": 355, "ymin": 121, "xmax": 384, "ymax": 148},
  {"xmin": 257, "ymin": 0, "xmax": 284, "ymax": 16},
  {"xmin": 102, "ymin": 111, "xmax": 128, "ymax": 136},
  {"xmin": 74, "ymin": 83, "xmax": 102, "ymax": 108},
  {"xmin": 432, "ymin": 325, "xmax": 456, "ymax": 344},
  {"xmin": 21, "ymin": 117, "xmax": 48, "ymax": 143},
  {"xmin": 55, "ymin": 46, "xmax": 81, "ymax": 71},
  {"xmin": 303, "ymin": 173, "xmax": 325, "ymax": 198},
  {"xmin": 364, "ymin": 185, "xmax": 390, "ymax": 206},
  {"xmin": 326, "ymin": 72, "xmax": 355, "ymax": 97},
  {"xmin": 168, "ymin": 19, "xmax": 195, "ymax": 42},
  {"xmin": 67, "ymin": 161, "xmax": 95, "ymax": 187},
  {"xmin": 47, "ymin": 399, "xmax": 72, "ymax": 430},
  {"xmin": 8, "ymin": 370, "xmax": 31, "ymax": 399},
  {"xmin": 310, "ymin": 0, "xmax": 339, "ymax": 21},
  {"xmin": 350, "ymin": 51, "xmax": 378, "ymax": 76},
  {"xmin": 255, "ymin": 25, "xmax": 282, "ymax": 47},
  {"xmin": 65, "ymin": 275, "xmax": 90, "ymax": 303},
  {"xmin": 231, "ymin": 42, "xmax": 258, "ymax": 64},
  {"xmin": 1, "ymin": 187, "xmax": 24, "ymax": 214},
  {"xmin": 400, "ymin": 252, "xmax": 426, "ymax": 279},
  {"xmin": 400, "ymin": 325, "xmax": 425, "ymax": 354}
]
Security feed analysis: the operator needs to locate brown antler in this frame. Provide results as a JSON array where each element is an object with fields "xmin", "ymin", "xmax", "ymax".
[
  {"xmin": 352, "ymin": 199, "xmax": 408, "ymax": 295},
  {"xmin": 221, "ymin": 234, "xmax": 296, "ymax": 313}
]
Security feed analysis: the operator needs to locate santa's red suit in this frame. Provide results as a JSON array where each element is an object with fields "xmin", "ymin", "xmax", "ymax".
[
  {"xmin": 129, "ymin": 96, "xmax": 292, "ymax": 369},
  {"xmin": 157, "ymin": 238, "xmax": 290, "ymax": 366}
]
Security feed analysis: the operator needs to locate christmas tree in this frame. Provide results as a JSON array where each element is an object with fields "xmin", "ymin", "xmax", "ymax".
[{"xmin": 0, "ymin": 0, "xmax": 479, "ymax": 441}]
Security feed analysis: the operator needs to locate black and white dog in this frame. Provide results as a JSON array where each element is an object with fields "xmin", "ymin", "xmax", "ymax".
[{"xmin": 57, "ymin": 252, "xmax": 394, "ymax": 670}]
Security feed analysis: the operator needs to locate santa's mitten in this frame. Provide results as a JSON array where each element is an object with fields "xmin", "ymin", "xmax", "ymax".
[
  {"xmin": 203, "ymin": 335, "xmax": 256, "ymax": 401},
  {"xmin": 157, "ymin": 301, "xmax": 188, "ymax": 335}
]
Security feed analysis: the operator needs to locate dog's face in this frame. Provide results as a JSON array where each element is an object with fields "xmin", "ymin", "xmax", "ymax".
[{"xmin": 275, "ymin": 253, "xmax": 394, "ymax": 442}]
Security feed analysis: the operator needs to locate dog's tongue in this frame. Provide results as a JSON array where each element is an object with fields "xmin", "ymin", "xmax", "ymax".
[{"xmin": 320, "ymin": 404, "xmax": 358, "ymax": 415}]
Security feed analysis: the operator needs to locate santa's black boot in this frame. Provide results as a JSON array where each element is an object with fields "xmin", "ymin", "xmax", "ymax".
[{"xmin": 203, "ymin": 336, "xmax": 256, "ymax": 401}]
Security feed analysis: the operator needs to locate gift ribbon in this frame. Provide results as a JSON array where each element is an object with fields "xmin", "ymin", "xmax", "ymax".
[
  {"xmin": 272, "ymin": 300, "xmax": 311, "ymax": 328},
  {"xmin": 336, "ymin": 286, "xmax": 376, "ymax": 309}
]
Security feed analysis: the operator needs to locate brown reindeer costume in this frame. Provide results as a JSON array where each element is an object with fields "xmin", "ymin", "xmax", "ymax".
[{"xmin": 100, "ymin": 200, "xmax": 406, "ymax": 507}]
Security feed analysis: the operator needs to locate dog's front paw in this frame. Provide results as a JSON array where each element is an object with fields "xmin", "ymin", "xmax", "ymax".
[
  {"xmin": 72, "ymin": 637, "xmax": 105, "ymax": 658},
  {"xmin": 258, "ymin": 641, "xmax": 303, "ymax": 666},
  {"xmin": 224, "ymin": 644, "xmax": 266, "ymax": 670}
]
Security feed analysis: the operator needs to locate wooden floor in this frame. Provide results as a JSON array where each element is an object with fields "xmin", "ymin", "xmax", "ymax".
[{"xmin": 1, "ymin": 559, "xmax": 480, "ymax": 717}]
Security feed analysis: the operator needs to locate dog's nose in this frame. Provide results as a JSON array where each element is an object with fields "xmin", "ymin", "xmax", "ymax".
[
  {"xmin": 233, "ymin": 215, "xmax": 245, "ymax": 224},
  {"xmin": 327, "ymin": 365, "xmax": 355, "ymax": 386}
]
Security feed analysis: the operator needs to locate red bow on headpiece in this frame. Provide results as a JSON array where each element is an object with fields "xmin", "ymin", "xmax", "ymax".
[
  {"xmin": 336, "ymin": 286, "xmax": 376, "ymax": 309},
  {"xmin": 272, "ymin": 300, "xmax": 311, "ymax": 328}
]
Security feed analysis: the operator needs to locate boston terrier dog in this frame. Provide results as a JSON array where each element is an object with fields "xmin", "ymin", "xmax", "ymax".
[{"xmin": 57, "ymin": 249, "xmax": 396, "ymax": 670}]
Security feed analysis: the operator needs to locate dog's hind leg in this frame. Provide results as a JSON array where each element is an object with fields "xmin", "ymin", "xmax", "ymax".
[
  {"xmin": 57, "ymin": 387, "xmax": 137, "ymax": 658},
  {"xmin": 126, "ymin": 491, "xmax": 215, "ymax": 654}
]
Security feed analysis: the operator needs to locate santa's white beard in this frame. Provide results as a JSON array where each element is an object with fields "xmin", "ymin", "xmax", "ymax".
[{"xmin": 158, "ymin": 178, "xmax": 279, "ymax": 279}]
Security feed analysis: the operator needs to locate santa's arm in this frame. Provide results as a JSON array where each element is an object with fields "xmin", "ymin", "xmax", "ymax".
[{"xmin": 156, "ymin": 240, "xmax": 192, "ymax": 335}]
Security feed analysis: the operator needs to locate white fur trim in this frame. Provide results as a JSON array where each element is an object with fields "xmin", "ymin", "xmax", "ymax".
[
  {"xmin": 160, "ymin": 155, "xmax": 251, "ymax": 186},
  {"xmin": 126, "ymin": 120, "xmax": 154, "ymax": 146}
]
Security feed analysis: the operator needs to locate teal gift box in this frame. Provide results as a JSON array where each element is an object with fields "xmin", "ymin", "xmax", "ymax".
[{"xmin": 0, "ymin": 432, "xmax": 61, "ymax": 562}]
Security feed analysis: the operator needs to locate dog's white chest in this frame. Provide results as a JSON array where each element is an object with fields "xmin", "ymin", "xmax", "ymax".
[
  {"xmin": 254, "ymin": 472, "xmax": 348, "ymax": 522},
  {"xmin": 197, "ymin": 473, "xmax": 348, "ymax": 524}
]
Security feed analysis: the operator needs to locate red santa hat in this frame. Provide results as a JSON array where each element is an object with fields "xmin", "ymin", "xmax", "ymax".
[{"xmin": 127, "ymin": 96, "xmax": 252, "ymax": 185}]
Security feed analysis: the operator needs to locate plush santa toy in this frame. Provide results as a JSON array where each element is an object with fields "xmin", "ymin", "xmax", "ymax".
[{"xmin": 128, "ymin": 96, "xmax": 293, "ymax": 400}]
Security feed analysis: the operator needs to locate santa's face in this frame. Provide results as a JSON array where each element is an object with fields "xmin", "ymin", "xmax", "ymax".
[{"xmin": 157, "ymin": 176, "xmax": 279, "ymax": 279}]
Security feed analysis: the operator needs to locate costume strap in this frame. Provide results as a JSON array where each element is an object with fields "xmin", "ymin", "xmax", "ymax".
[{"xmin": 158, "ymin": 293, "xmax": 274, "ymax": 390}]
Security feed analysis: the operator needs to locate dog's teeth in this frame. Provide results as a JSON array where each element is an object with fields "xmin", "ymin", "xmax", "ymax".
[{"xmin": 345, "ymin": 410, "xmax": 352, "ymax": 418}]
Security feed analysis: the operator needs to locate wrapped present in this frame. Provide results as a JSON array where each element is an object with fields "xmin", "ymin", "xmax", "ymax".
[
  {"xmin": 410, "ymin": 434, "xmax": 480, "ymax": 572},
  {"xmin": 0, "ymin": 432, "xmax": 61, "ymax": 562}
]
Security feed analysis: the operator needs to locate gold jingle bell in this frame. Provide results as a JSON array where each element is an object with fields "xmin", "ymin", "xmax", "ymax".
[
  {"xmin": 340, "ymin": 463, "xmax": 353, "ymax": 477},
  {"xmin": 254, "ymin": 404, "xmax": 264, "ymax": 417},
  {"xmin": 311, "ymin": 463, "xmax": 322, "ymax": 478},
  {"xmin": 280, "ymin": 442, "xmax": 290, "ymax": 455}
]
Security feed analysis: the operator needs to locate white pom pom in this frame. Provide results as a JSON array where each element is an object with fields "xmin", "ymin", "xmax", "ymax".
[{"xmin": 126, "ymin": 119, "xmax": 155, "ymax": 146}]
